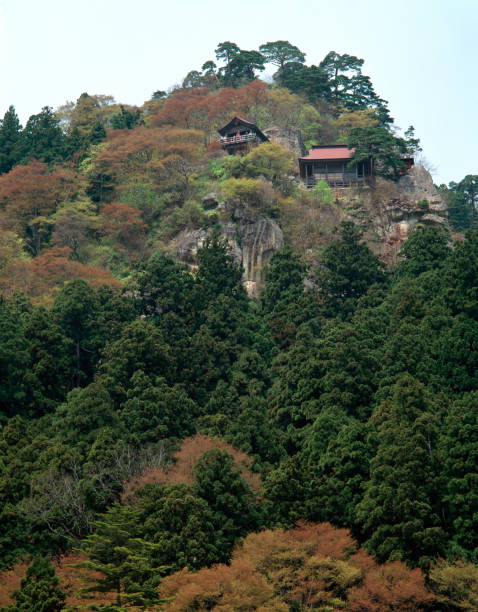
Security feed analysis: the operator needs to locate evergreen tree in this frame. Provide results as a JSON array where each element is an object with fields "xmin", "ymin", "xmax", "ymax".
[
  {"xmin": 0, "ymin": 297, "xmax": 33, "ymax": 418},
  {"xmin": 313, "ymin": 420, "xmax": 373, "ymax": 529},
  {"xmin": 0, "ymin": 105, "xmax": 23, "ymax": 174},
  {"xmin": 64, "ymin": 126, "xmax": 87, "ymax": 159},
  {"xmin": 10, "ymin": 556, "xmax": 66, "ymax": 612},
  {"xmin": 75, "ymin": 504, "xmax": 165, "ymax": 608},
  {"xmin": 24, "ymin": 307, "xmax": 73, "ymax": 411},
  {"xmin": 447, "ymin": 175, "xmax": 478, "ymax": 231},
  {"xmin": 137, "ymin": 483, "xmax": 224, "ymax": 568},
  {"xmin": 347, "ymin": 124, "xmax": 408, "ymax": 179},
  {"xmin": 318, "ymin": 221, "xmax": 386, "ymax": 318},
  {"xmin": 51, "ymin": 280, "xmax": 103, "ymax": 388},
  {"xmin": 194, "ymin": 234, "xmax": 246, "ymax": 306},
  {"xmin": 89, "ymin": 120, "xmax": 107, "ymax": 144},
  {"xmin": 120, "ymin": 370, "xmax": 198, "ymax": 443},
  {"xmin": 280, "ymin": 63, "xmax": 331, "ymax": 103},
  {"xmin": 110, "ymin": 105, "xmax": 141, "ymax": 130},
  {"xmin": 440, "ymin": 392, "xmax": 478, "ymax": 560},
  {"xmin": 395, "ymin": 225, "xmax": 451, "ymax": 278},
  {"xmin": 261, "ymin": 246, "xmax": 321, "ymax": 346},
  {"xmin": 357, "ymin": 375, "xmax": 445, "ymax": 567},
  {"xmin": 193, "ymin": 449, "xmax": 259, "ymax": 548},
  {"xmin": 259, "ymin": 40, "xmax": 306, "ymax": 74},
  {"xmin": 22, "ymin": 106, "xmax": 66, "ymax": 164}
]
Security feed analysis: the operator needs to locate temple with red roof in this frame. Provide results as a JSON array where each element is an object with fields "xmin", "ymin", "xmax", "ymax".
[
  {"xmin": 218, "ymin": 116, "xmax": 268, "ymax": 155},
  {"xmin": 299, "ymin": 144, "xmax": 371, "ymax": 188}
]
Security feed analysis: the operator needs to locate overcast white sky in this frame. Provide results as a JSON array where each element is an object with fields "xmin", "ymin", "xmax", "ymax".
[{"xmin": 1, "ymin": 0, "xmax": 476, "ymax": 185}]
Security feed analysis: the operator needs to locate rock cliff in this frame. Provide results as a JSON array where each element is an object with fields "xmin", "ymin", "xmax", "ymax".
[
  {"xmin": 337, "ymin": 165, "xmax": 449, "ymax": 262},
  {"xmin": 170, "ymin": 165, "xmax": 449, "ymax": 293},
  {"xmin": 171, "ymin": 196, "xmax": 283, "ymax": 297}
]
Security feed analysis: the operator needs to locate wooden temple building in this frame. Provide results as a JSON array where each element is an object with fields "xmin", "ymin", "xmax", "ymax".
[
  {"xmin": 299, "ymin": 145, "xmax": 371, "ymax": 188},
  {"xmin": 218, "ymin": 116, "xmax": 268, "ymax": 155},
  {"xmin": 299, "ymin": 144, "xmax": 415, "ymax": 188}
]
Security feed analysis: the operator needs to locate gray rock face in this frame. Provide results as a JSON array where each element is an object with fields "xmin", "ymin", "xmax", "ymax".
[
  {"xmin": 202, "ymin": 192, "xmax": 221, "ymax": 210},
  {"xmin": 397, "ymin": 165, "xmax": 448, "ymax": 216},
  {"xmin": 171, "ymin": 205, "xmax": 283, "ymax": 297},
  {"xmin": 263, "ymin": 126, "xmax": 306, "ymax": 158},
  {"xmin": 366, "ymin": 166, "xmax": 449, "ymax": 252}
]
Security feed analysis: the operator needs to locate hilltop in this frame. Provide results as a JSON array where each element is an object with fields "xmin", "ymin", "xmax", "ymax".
[{"xmin": 0, "ymin": 40, "xmax": 473, "ymax": 302}]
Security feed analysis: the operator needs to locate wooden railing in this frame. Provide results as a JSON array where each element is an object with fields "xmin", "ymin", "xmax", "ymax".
[
  {"xmin": 306, "ymin": 175, "xmax": 365, "ymax": 188},
  {"xmin": 220, "ymin": 134, "xmax": 257, "ymax": 144}
]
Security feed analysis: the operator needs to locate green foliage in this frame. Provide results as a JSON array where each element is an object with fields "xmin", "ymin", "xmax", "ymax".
[
  {"xmin": 9, "ymin": 556, "xmax": 66, "ymax": 612},
  {"xmin": 357, "ymin": 376, "xmax": 445, "ymax": 567},
  {"xmin": 110, "ymin": 105, "xmax": 142, "ymax": 130},
  {"xmin": 446, "ymin": 175, "xmax": 478, "ymax": 231},
  {"xmin": 193, "ymin": 449, "xmax": 260, "ymax": 547},
  {"xmin": 75, "ymin": 504, "xmax": 166, "ymax": 608},
  {"xmin": 1, "ymin": 41, "xmax": 478, "ymax": 593},
  {"xmin": 136, "ymin": 483, "xmax": 224, "ymax": 568},
  {"xmin": 51, "ymin": 280, "xmax": 104, "ymax": 388},
  {"xmin": 318, "ymin": 221, "xmax": 386, "ymax": 318},
  {"xmin": 347, "ymin": 124, "xmax": 408, "ymax": 179},
  {"xmin": 262, "ymin": 246, "xmax": 321, "ymax": 346},
  {"xmin": 311, "ymin": 178, "xmax": 334, "ymax": 205},
  {"xmin": 120, "ymin": 371, "xmax": 198, "ymax": 443},
  {"xmin": 440, "ymin": 393, "xmax": 478, "ymax": 561},
  {"xmin": 259, "ymin": 40, "xmax": 306, "ymax": 73},
  {"xmin": 0, "ymin": 297, "xmax": 33, "ymax": 417},
  {"xmin": 0, "ymin": 106, "xmax": 24, "ymax": 175},
  {"xmin": 395, "ymin": 225, "xmax": 451, "ymax": 278},
  {"xmin": 22, "ymin": 107, "xmax": 66, "ymax": 165},
  {"xmin": 194, "ymin": 233, "xmax": 245, "ymax": 305}
]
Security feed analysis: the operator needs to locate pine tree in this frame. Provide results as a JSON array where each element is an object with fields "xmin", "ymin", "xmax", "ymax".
[
  {"xmin": 74, "ymin": 504, "xmax": 166, "ymax": 608},
  {"xmin": 193, "ymin": 449, "xmax": 259, "ymax": 548},
  {"xmin": 357, "ymin": 375, "xmax": 445, "ymax": 567},
  {"xmin": 10, "ymin": 556, "xmax": 66, "ymax": 612},
  {"xmin": 440, "ymin": 392, "xmax": 478, "ymax": 560},
  {"xmin": 318, "ymin": 221, "xmax": 386, "ymax": 318},
  {"xmin": 0, "ymin": 105, "xmax": 23, "ymax": 174}
]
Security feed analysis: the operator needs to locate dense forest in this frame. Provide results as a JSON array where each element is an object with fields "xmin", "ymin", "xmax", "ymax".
[{"xmin": 1, "ymin": 40, "xmax": 478, "ymax": 610}]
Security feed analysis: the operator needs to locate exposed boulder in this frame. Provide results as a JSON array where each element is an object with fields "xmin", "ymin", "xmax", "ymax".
[
  {"xmin": 202, "ymin": 192, "xmax": 221, "ymax": 210},
  {"xmin": 263, "ymin": 126, "xmax": 306, "ymax": 159},
  {"xmin": 397, "ymin": 165, "xmax": 448, "ymax": 216},
  {"xmin": 335, "ymin": 166, "xmax": 450, "ymax": 263}
]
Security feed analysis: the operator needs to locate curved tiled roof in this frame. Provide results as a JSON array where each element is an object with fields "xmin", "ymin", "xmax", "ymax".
[{"xmin": 218, "ymin": 116, "xmax": 268, "ymax": 141}]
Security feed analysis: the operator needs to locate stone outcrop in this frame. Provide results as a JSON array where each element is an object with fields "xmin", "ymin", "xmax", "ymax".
[
  {"xmin": 202, "ymin": 192, "xmax": 221, "ymax": 210},
  {"xmin": 171, "ymin": 203, "xmax": 283, "ymax": 298},
  {"xmin": 340, "ymin": 165, "xmax": 449, "ymax": 261},
  {"xmin": 263, "ymin": 126, "xmax": 306, "ymax": 158},
  {"xmin": 396, "ymin": 165, "xmax": 448, "ymax": 217},
  {"xmin": 382, "ymin": 166, "xmax": 448, "ymax": 246}
]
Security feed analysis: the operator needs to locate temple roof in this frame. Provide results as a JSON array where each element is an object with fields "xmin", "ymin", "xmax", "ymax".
[
  {"xmin": 299, "ymin": 145, "xmax": 355, "ymax": 161},
  {"xmin": 218, "ymin": 116, "xmax": 268, "ymax": 141}
]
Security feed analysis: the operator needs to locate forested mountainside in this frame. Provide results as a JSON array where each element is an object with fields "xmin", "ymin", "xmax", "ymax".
[{"xmin": 1, "ymin": 40, "xmax": 478, "ymax": 610}]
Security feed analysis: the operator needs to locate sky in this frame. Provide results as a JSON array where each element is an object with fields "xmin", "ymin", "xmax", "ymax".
[{"xmin": 0, "ymin": 0, "xmax": 477, "ymax": 185}]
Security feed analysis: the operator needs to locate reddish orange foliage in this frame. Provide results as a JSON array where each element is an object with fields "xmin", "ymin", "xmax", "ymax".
[
  {"xmin": 348, "ymin": 561, "xmax": 435, "ymax": 611},
  {"xmin": 162, "ymin": 523, "xmax": 434, "ymax": 612},
  {"xmin": 151, "ymin": 81, "xmax": 268, "ymax": 135},
  {"xmin": 95, "ymin": 126, "xmax": 204, "ymax": 183},
  {"xmin": 0, "ymin": 246, "xmax": 121, "ymax": 305},
  {"xmin": 122, "ymin": 434, "xmax": 262, "ymax": 498},
  {"xmin": 160, "ymin": 561, "xmax": 288, "ymax": 612},
  {"xmin": 100, "ymin": 202, "xmax": 146, "ymax": 260},
  {"xmin": 0, "ymin": 161, "xmax": 75, "ymax": 226}
]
